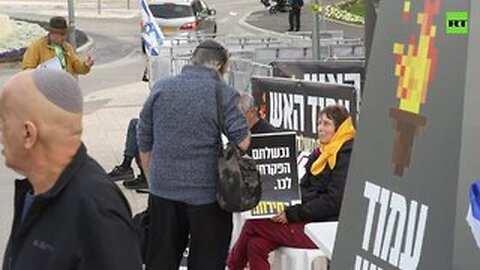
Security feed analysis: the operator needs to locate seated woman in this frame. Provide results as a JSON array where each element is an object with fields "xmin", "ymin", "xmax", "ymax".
[{"xmin": 227, "ymin": 104, "xmax": 356, "ymax": 270}]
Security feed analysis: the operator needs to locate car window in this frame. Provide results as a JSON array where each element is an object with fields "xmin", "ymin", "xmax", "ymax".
[{"xmin": 149, "ymin": 4, "xmax": 194, "ymax": 19}]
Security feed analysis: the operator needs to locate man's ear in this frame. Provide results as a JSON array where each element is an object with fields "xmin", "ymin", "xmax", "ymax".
[
  {"xmin": 216, "ymin": 63, "xmax": 224, "ymax": 74},
  {"xmin": 23, "ymin": 121, "xmax": 38, "ymax": 149}
]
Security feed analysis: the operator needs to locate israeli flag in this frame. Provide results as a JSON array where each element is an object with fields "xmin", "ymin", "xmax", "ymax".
[
  {"xmin": 140, "ymin": 0, "xmax": 164, "ymax": 56},
  {"xmin": 467, "ymin": 180, "xmax": 480, "ymax": 249}
]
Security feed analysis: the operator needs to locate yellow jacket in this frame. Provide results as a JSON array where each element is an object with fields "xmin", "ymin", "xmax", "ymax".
[{"xmin": 22, "ymin": 36, "xmax": 90, "ymax": 75}]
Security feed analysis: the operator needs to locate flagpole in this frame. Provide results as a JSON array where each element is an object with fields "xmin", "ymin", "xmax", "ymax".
[{"xmin": 67, "ymin": 0, "xmax": 76, "ymax": 50}]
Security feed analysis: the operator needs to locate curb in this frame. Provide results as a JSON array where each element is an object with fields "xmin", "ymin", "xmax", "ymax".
[
  {"xmin": 0, "ymin": 61, "xmax": 21, "ymax": 70},
  {"xmin": 77, "ymin": 33, "xmax": 95, "ymax": 55},
  {"xmin": 0, "ymin": 32, "xmax": 95, "ymax": 70},
  {"xmin": 321, "ymin": 15, "xmax": 364, "ymax": 29},
  {"xmin": 239, "ymin": 9, "xmax": 364, "ymax": 39},
  {"xmin": 238, "ymin": 10, "xmax": 305, "ymax": 40}
]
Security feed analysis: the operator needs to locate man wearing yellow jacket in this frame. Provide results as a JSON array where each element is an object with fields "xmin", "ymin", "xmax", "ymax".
[{"xmin": 22, "ymin": 16, "xmax": 94, "ymax": 76}]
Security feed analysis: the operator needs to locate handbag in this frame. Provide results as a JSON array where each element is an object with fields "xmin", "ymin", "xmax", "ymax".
[{"xmin": 215, "ymin": 84, "xmax": 262, "ymax": 212}]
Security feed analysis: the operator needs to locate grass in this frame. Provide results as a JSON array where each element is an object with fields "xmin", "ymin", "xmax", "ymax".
[{"xmin": 339, "ymin": 0, "xmax": 365, "ymax": 18}]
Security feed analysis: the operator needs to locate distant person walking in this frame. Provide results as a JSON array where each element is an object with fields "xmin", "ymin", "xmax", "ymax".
[
  {"xmin": 22, "ymin": 16, "xmax": 94, "ymax": 76},
  {"xmin": 288, "ymin": 0, "xmax": 304, "ymax": 31},
  {"xmin": 0, "ymin": 69, "xmax": 142, "ymax": 270},
  {"xmin": 137, "ymin": 40, "xmax": 250, "ymax": 270}
]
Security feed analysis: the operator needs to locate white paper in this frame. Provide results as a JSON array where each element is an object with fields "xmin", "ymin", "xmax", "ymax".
[{"xmin": 38, "ymin": 57, "xmax": 62, "ymax": 70}]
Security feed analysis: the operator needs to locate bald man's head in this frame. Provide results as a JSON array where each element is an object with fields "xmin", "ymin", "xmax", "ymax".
[
  {"xmin": 2, "ymin": 68, "xmax": 82, "ymax": 121},
  {"xmin": 0, "ymin": 69, "xmax": 83, "ymax": 156},
  {"xmin": 32, "ymin": 69, "xmax": 83, "ymax": 113}
]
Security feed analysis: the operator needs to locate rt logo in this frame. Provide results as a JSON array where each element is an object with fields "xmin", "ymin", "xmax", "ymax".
[{"xmin": 446, "ymin": 12, "xmax": 469, "ymax": 34}]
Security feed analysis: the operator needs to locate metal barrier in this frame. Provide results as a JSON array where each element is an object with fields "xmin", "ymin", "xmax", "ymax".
[
  {"xmin": 253, "ymin": 43, "xmax": 364, "ymax": 63},
  {"xmin": 227, "ymin": 58, "xmax": 273, "ymax": 93},
  {"xmin": 148, "ymin": 35, "xmax": 364, "ymax": 91},
  {"xmin": 285, "ymin": 30, "xmax": 345, "ymax": 40},
  {"xmin": 162, "ymin": 35, "xmax": 311, "ymax": 61},
  {"xmin": 171, "ymin": 57, "xmax": 191, "ymax": 76},
  {"xmin": 167, "ymin": 56, "xmax": 273, "ymax": 93}
]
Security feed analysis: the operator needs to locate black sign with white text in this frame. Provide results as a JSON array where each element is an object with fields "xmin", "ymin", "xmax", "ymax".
[
  {"xmin": 251, "ymin": 76, "xmax": 357, "ymax": 139},
  {"xmin": 271, "ymin": 60, "xmax": 365, "ymax": 99},
  {"xmin": 244, "ymin": 132, "xmax": 300, "ymax": 219}
]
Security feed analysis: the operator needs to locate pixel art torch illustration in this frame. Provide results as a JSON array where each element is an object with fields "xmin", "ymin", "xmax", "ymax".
[{"xmin": 390, "ymin": 0, "xmax": 439, "ymax": 177}]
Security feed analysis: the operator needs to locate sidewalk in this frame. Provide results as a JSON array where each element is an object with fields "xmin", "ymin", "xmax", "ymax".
[{"xmin": 82, "ymin": 81, "xmax": 150, "ymax": 215}]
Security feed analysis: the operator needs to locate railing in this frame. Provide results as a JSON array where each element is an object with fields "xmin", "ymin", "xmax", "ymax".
[
  {"xmin": 253, "ymin": 42, "xmax": 364, "ymax": 63},
  {"xmin": 148, "ymin": 34, "xmax": 364, "ymax": 91}
]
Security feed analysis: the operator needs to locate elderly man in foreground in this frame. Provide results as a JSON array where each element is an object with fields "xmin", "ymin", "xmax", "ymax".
[{"xmin": 0, "ymin": 69, "xmax": 142, "ymax": 270}]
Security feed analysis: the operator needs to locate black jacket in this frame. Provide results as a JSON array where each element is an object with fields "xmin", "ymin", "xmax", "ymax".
[
  {"xmin": 251, "ymin": 118, "xmax": 278, "ymax": 134},
  {"xmin": 2, "ymin": 144, "xmax": 142, "ymax": 270},
  {"xmin": 285, "ymin": 139, "xmax": 354, "ymax": 223},
  {"xmin": 289, "ymin": 0, "xmax": 304, "ymax": 9}
]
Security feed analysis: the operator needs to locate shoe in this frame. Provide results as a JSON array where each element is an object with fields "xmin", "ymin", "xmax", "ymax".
[
  {"xmin": 142, "ymin": 71, "xmax": 149, "ymax": 82},
  {"xmin": 287, "ymin": 28, "xmax": 293, "ymax": 31},
  {"xmin": 108, "ymin": 165, "xmax": 135, "ymax": 181},
  {"xmin": 295, "ymin": 28, "xmax": 300, "ymax": 32},
  {"xmin": 135, "ymin": 188, "xmax": 150, "ymax": 194},
  {"xmin": 123, "ymin": 175, "xmax": 148, "ymax": 190}
]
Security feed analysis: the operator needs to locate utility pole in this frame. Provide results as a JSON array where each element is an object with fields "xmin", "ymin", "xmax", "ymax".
[
  {"xmin": 67, "ymin": 0, "xmax": 76, "ymax": 50},
  {"xmin": 312, "ymin": 0, "xmax": 320, "ymax": 60},
  {"xmin": 320, "ymin": 0, "xmax": 327, "ymax": 59},
  {"xmin": 98, "ymin": 0, "xmax": 102, "ymax": 15},
  {"xmin": 365, "ymin": 0, "xmax": 380, "ymax": 64}
]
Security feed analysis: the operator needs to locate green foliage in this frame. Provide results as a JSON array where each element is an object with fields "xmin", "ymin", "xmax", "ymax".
[
  {"xmin": 343, "ymin": 0, "xmax": 365, "ymax": 17},
  {"xmin": 322, "ymin": 0, "xmax": 365, "ymax": 25}
]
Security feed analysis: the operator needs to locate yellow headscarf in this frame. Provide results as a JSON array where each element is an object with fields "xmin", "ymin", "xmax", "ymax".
[{"xmin": 310, "ymin": 117, "xmax": 356, "ymax": 175}]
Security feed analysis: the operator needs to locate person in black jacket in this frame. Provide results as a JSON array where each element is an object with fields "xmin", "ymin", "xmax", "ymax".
[
  {"xmin": 288, "ymin": 0, "xmax": 304, "ymax": 31},
  {"xmin": 227, "ymin": 105, "xmax": 355, "ymax": 270},
  {"xmin": 0, "ymin": 69, "xmax": 142, "ymax": 270}
]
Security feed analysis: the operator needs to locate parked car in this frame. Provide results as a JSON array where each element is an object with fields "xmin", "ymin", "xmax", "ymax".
[{"xmin": 146, "ymin": 0, "xmax": 217, "ymax": 36}]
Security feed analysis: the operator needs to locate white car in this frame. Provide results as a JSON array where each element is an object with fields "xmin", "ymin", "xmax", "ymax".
[{"xmin": 148, "ymin": 0, "xmax": 217, "ymax": 36}]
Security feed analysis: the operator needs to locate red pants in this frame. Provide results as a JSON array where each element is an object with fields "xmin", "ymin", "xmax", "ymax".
[{"xmin": 227, "ymin": 219, "xmax": 317, "ymax": 270}]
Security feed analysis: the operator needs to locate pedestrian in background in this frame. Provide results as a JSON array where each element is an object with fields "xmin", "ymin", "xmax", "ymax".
[
  {"xmin": 22, "ymin": 16, "xmax": 94, "ymax": 76},
  {"xmin": 137, "ymin": 40, "xmax": 250, "ymax": 270},
  {"xmin": 0, "ymin": 69, "xmax": 142, "ymax": 270},
  {"xmin": 288, "ymin": 0, "xmax": 304, "ymax": 31}
]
